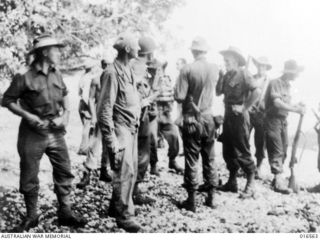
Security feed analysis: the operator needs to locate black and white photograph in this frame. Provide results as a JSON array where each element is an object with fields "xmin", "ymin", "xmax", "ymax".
[{"xmin": 0, "ymin": 0, "xmax": 320, "ymax": 237}]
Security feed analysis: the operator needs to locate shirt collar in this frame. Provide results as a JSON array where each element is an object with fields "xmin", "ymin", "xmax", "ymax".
[
  {"xmin": 33, "ymin": 62, "xmax": 56, "ymax": 76},
  {"xmin": 195, "ymin": 55, "xmax": 206, "ymax": 61}
]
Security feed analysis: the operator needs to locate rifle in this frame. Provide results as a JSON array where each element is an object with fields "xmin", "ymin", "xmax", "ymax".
[
  {"xmin": 312, "ymin": 108, "xmax": 320, "ymax": 122},
  {"xmin": 288, "ymin": 114, "xmax": 304, "ymax": 193}
]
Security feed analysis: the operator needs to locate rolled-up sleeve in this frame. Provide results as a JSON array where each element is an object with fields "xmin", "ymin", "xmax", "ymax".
[
  {"xmin": 174, "ymin": 66, "xmax": 189, "ymax": 103},
  {"xmin": 268, "ymin": 81, "xmax": 282, "ymax": 103},
  {"xmin": 98, "ymin": 70, "xmax": 118, "ymax": 149},
  {"xmin": 2, "ymin": 74, "xmax": 26, "ymax": 108}
]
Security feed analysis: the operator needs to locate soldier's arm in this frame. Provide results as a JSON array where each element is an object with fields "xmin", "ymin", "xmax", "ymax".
[
  {"xmin": 174, "ymin": 66, "xmax": 189, "ymax": 103},
  {"xmin": 98, "ymin": 70, "xmax": 119, "ymax": 153},
  {"xmin": 88, "ymin": 77, "xmax": 99, "ymax": 124},
  {"xmin": 2, "ymin": 74, "xmax": 44, "ymax": 126},
  {"xmin": 273, "ymin": 98, "xmax": 304, "ymax": 114},
  {"xmin": 215, "ymin": 70, "xmax": 224, "ymax": 96},
  {"xmin": 243, "ymin": 70, "xmax": 260, "ymax": 111}
]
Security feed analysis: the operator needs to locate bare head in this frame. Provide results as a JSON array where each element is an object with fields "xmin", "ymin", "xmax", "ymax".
[{"xmin": 176, "ymin": 58, "xmax": 187, "ymax": 71}]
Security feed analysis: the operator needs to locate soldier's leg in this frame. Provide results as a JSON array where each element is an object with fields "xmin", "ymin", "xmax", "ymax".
[
  {"xmin": 99, "ymin": 129, "xmax": 112, "ymax": 183},
  {"xmin": 78, "ymin": 118, "xmax": 91, "ymax": 155},
  {"xmin": 254, "ymin": 119, "xmax": 266, "ymax": 169},
  {"xmin": 218, "ymin": 115, "xmax": 240, "ymax": 193},
  {"xmin": 200, "ymin": 137, "xmax": 218, "ymax": 208},
  {"xmin": 178, "ymin": 130, "xmax": 201, "ymax": 212},
  {"xmin": 159, "ymin": 122, "xmax": 183, "ymax": 174},
  {"xmin": 45, "ymin": 132, "xmax": 86, "ymax": 227},
  {"xmin": 136, "ymin": 135, "xmax": 150, "ymax": 183},
  {"xmin": 266, "ymin": 118, "xmax": 290, "ymax": 194},
  {"xmin": 149, "ymin": 118, "xmax": 159, "ymax": 175},
  {"xmin": 232, "ymin": 113, "xmax": 256, "ymax": 174},
  {"xmin": 110, "ymin": 124, "xmax": 140, "ymax": 231},
  {"xmin": 231, "ymin": 112, "xmax": 256, "ymax": 197},
  {"xmin": 201, "ymin": 139, "xmax": 217, "ymax": 189},
  {"xmin": 14, "ymin": 125, "xmax": 47, "ymax": 232}
]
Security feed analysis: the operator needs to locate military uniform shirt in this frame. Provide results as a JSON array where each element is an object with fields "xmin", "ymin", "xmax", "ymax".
[
  {"xmin": 220, "ymin": 69, "xmax": 256, "ymax": 106},
  {"xmin": 2, "ymin": 63, "xmax": 68, "ymax": 119},
  {"xmin": 98, "ymin": 60, "xmax": 141, "ymax": 149},
  {"xmin": 174, "ymin": 56, "xmax": 219, "ymax": 115},
  {"xmin": 264, "ymin": 78, "xmax": 291, "ymax": 118}
]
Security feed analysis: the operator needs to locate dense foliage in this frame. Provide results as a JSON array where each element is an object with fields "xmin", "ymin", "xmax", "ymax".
[{"xmin": 0, "ymin": 0, "xmax": 184, "ymax": 80}]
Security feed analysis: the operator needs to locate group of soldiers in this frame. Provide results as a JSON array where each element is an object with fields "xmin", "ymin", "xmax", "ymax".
[{"xmin": 1, "ymin": 32, "xmax": 306, "ymax": 233}]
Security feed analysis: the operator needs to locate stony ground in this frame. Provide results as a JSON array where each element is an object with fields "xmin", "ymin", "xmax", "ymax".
[{"xmin": 1, "ymin": 72, "xmax": 320, "ymax": 233}]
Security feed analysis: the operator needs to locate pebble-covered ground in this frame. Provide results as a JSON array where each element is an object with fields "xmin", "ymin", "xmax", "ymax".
[{"xmin": 1, "ymin": 154, "xmax": 320, "ymax": 233}]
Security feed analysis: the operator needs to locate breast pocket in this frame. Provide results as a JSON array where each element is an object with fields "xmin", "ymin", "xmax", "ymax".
[
  {"xmin": 27, "ymin": 84, "xmax": 47, "ymax": 107},
  {"xmin": 52, "ymin": 81, "xmax": 65, "ymax": 101}
]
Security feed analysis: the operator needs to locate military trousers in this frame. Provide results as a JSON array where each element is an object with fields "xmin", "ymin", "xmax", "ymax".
[
  {"xmin": 249, "ymin": 111, "xmax": 266, "ymax": 161},
  {"xmin": 137, "ymin": 116, "xmax": 151, "ymax": 183},
  {"xmin": 109, "ymin": 122, "xmax": 138, "ymax": 220},
  {"xmin": 222, "ymin": 110, "xmax": 255, "ymax": 175},
  {"xmin": 84, "ymin": 125, "xmax": 109, "ymax": 170},
  {"xmin": 159, "ymin": 122, "xmax": 180, "ymax": 161},
  {"xmin": 149, "ymin": 117, "xmax": 158, "ymax": 166},
  {"xmin": 182, "ymin": 114, "xmax": 217, "ymax": 191},
  {"xmin": 265, "ymin": 117, "xmax": 288, "ymax": 174},
  {"xmin": 17, "ymin": 120, "xmax": 74, "ymax": 197}
]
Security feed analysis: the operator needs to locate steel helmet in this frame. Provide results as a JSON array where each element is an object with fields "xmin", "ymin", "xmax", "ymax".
[{"xmin": 138, "ymin": 36, "xmax": 156, "ymax": 55}]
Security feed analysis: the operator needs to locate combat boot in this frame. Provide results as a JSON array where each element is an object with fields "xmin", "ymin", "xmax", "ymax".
[
  {"xmin": 217, "ymin": 171, "xmax": 238, "ymax": 193},
  {"xmin": 116, "ymin": 218, "xmax": 141, "ymax": 233},
  {"xmin": 272, "ymin": 173, "xmax": 292, "ymax": 194},
  {"xmin": 178, "ymin": 190, "xmax": 196, "ymax": 212},
  {"xmin": 150, "ymin": 164, "xmax": 160, "ymax": 177},
  {"xmin": 99, "ymin": 167, "xmax": 112, "ymax": 183},
  {"xmin": 57, "ymin": 195, "xmax": 87, "ymax": 228},
  {"xmin": 168, "ymin": 158, "xmax": 184, "ymax": 175},
  {"xmin": 76, "ymin": 170, "xmax": 90, "ymax": 189},
  {"xmin": 240, "ymin": 172, "xmax": 255, "ymax": 199},
  {"xmin": 204, "ymin": 188, "xmax": 217, "ymax": 209},
  {"xmin": 198, "ymin": 183, "xmax": 212, "ymax": 192},
  {"xmin": 12, "ymin": 194, "xmax": 39, "ymax": 232}
]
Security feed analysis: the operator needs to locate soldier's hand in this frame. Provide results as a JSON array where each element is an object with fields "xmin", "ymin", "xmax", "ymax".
[
  {"xmin": 295, "ymin": 103, "xmax": 306, "ymax": 115},
  {"xmin": 51, "ymin": 116, "xmax": 64, "ymax": 128},
  {"xmin": 91, "ymin": 116, "xmax": 97, "ymax": 126},
  {"xmin": 232, "ymin": 105, "xmax": 244, "ymax": 115},
  {"xmin": 26, "ymin": 113, "xmax": 46, "ymax": 129}
]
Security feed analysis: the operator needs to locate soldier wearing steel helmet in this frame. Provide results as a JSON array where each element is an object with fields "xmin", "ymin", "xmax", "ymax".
[
  {"xmin": 130, "ymin": 36, "xmax": 160, "ymax": 206},
  {"xmin": 2, "ymin": 34, "xmax": 87, "ymax": 232}
]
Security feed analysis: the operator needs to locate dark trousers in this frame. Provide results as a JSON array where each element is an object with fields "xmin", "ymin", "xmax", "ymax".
[
  {"xmin": 149, "ymin": 117, "xmax": 158, "ymax": 166},
  {"xmin": 249, "ymin": 111, "xmax": 266, "ymax": 161},
  {"xmin": 265, "ymin": 117, "xmax": 288, "ymax": 174},
  {"xmin": 182, "ymin": 114, "xmax": 217, "ymax": 191},
  {"xmin": 17, "ymin": 121, "xmax": 74, "ymax": 196},
  {"xmin": 222, "ymin": 110, "xmax": 255, "ymax": 175},
  {"xmin": 159, "ymin": 122, "xmax": 180, "ymax": 161}
]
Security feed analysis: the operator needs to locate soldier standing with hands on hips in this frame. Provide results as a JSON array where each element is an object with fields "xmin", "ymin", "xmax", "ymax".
[{"xmin": 2, "ymin": 35, "xmax": 87, "ymax": 232}]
